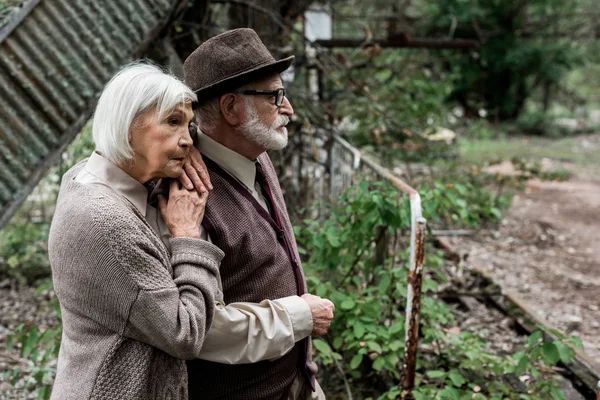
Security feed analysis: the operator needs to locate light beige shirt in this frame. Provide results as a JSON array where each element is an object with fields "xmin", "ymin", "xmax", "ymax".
[{"xmin": 77, "ymin": 152, "xmax": 312, "ymax": 364}]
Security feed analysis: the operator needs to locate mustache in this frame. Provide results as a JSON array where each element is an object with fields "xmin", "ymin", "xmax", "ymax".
[{"xmin": 272, "ymin": 115, "xmax": 289, "ymax": 129}]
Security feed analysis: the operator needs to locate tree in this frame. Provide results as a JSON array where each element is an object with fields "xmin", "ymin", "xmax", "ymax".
[{"xmin": 422, "ymin": 0, "xmax": 596, "ymax": 120}]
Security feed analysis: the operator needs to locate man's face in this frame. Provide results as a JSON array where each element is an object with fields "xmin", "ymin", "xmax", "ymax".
[{"xmin": 236, "ymin": 75, "xmax": 294, "ymax": 151}]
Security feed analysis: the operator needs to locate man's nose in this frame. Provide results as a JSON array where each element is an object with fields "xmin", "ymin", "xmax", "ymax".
[{"xmin": 280, "ymin": 96, "xmax": 294, "ymax": 116}]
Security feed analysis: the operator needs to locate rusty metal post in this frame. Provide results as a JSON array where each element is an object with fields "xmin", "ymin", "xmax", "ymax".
[
  {"xmin": 332, "ymin": 136, "xmax": 427, "ymax": 398},
  {"xmin": 400, "ymin": 219, "xmax": 426, "ymax": 399}
]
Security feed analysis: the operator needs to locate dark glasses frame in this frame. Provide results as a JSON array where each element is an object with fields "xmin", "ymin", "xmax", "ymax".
[{"xmin": 239, "ymin": 88, "xmax": 286, "ymax": 107}]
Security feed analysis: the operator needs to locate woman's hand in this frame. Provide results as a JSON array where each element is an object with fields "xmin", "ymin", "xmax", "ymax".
[
  {"xmin": 178, "ymin": 146, "xmax": 213, "ymax": 193},
  {"xmin": 158, "ymin": 179, "xmax": 208, "ymax": 239}
]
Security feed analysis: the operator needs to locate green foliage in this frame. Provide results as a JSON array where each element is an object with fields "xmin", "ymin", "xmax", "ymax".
[
  {"xmin": 0, "ymin": 126, "xmax": 94, "ymax": 283},
  {"xmin": 422, "ymin": 0, "xmax": 591, "ymax": 120},
  {"xmin": 296, "ymin": 182, "xmax": 580, "ymax": 399},
  {"xmin": 462, "ymin": 119, "xmax": 506, "ymax": 140},
  {"xmin": 0, "ymin": 0, "xmax": 23, "ymax": 21},
  {"xmin": 511, "ymin": 157, "xmax": 570, "ymax": 182},
  {"xmin": 321, "ymin": 48, "xmax": 452, "ymax": 163},
  {"xmin": 4, "ymin": 280, "xmax": 61, "ymax": 399},
  {"xmin": 419, "ymin": 179, "xmax": 512, "ymax": 228},
  {"xmin": 0, "ymin": 219, "xmax": 51, "ymax": 284}
]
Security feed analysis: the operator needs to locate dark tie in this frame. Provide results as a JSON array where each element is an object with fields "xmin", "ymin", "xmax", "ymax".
[{"xmin": 255, "ymin": 162, "xmax": 280, "ymax": 226}]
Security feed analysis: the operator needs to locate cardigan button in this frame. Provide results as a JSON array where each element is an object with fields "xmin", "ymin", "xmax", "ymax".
[{"xmin": 277, "ymin": 229, "xmax": 285, "ymax": 240}]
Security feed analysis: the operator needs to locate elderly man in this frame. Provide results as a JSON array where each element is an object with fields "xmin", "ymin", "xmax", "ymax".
[{"xmin": 178, "ymin": 28, "xmax": 333, "ymax": 399}]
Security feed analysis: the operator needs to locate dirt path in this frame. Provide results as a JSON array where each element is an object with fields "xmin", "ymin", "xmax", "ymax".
[{"xmin": 451, "ymin": 143, "xmax": 600, "ymax": 367}]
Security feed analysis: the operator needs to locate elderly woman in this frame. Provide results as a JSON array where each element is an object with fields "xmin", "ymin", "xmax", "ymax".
[{"xmin": 48, "ymin": 63, "xmax": 223, "ymax": 399}]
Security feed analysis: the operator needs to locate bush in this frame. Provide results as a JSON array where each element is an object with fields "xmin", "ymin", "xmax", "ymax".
[
  {"xmin": 296, "ymin": 181, "xmax": 580, "ymax": 399},
  {"xmin": 0, "ymin": 126, "xmax": 94, "ymax": 284},
  {"xmin": 0, "ymin": 218, "xmax": 51, "ymax": 284}
]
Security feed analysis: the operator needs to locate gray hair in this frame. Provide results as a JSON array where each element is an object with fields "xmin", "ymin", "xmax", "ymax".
[
  {"xmin": 92, "ymin": 62, "xmax": 197, "ymax": 164},
  {"xmin": 194, "ymin": 82, "xmax": 257, "ymax": 132}
]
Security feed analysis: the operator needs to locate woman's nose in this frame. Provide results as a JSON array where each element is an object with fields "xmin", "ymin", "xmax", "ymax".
[{"xmin": 179, "ymin": 127, "xmax": 194, "ymax": 148}]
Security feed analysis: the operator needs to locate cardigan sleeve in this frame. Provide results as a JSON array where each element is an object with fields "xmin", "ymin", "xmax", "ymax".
[
  {"xmin": 123, "ymin": 238, "xmax": 224, "ymax": 359},
  {"xmin": 66, "ymin": 192, "xmax": 224, "ymax": 360}
]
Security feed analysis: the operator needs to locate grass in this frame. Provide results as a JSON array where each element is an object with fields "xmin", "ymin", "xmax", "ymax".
[{"xmin": 459, "ymin": 135, "xmax": 600, "ymax": 167}]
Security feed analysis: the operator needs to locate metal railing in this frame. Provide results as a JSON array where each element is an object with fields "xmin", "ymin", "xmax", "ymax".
[{"xmin": 327, "ymin": 135, "xmax": 427, "ymax": 398}]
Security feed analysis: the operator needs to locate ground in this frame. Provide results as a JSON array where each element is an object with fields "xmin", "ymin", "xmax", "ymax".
[{"xmin": 453, "ymin": 133, "xmax": 600, "ymax": 368}]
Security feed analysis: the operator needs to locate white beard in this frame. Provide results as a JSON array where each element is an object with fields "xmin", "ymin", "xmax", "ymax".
[{"xmin": 238, "ymin": 101, "xmax": 289, "ymax": 150}]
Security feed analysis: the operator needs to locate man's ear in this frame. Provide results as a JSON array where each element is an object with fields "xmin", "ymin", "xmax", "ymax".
[{"xmin": 219, "ymin": 93, "xmax": 244, "ymax": 127}]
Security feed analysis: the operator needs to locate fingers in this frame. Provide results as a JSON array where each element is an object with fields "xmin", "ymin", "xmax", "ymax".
[
  {"xmin": 178, "ymin": 167, "xmax": 195, "ymax": 191},
  {"xmin": 198, "ymin": 189, "xmax": 209, "ymax": 203},
  {"xmin": 192, "ymin": 156, "xmax": 213, "ymax": 191},
  {"xmin": 312, "ymin": 318, "xmax": 333, "ymax": 338},
  {"xmin": 157, "ymin": 195, "xmax": 167, "ymax": 216},
  {"xmin": 170, "ymin": 178, "xmax": 181, "ymax": 194},
  {"xmin": 303, "ymin": 294, "xmax": 335, "ymax": 337},
  {"xmin": 184, "ymin": 162, "xmax": 208, "ymax": 193},
  {"xmin": 189, "ymin": 147, "xmax": 213, "ymax": 191}
]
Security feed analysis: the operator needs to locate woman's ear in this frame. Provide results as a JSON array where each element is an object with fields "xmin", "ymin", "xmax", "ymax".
[{"xmin": 219, "ymin": 93, "xmax": 244, "ymax": 127}]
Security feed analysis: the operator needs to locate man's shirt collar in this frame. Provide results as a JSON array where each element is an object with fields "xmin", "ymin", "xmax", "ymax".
[{"xmin": 196, "ymin": 132, "xmax": 258, "ymax": 191}]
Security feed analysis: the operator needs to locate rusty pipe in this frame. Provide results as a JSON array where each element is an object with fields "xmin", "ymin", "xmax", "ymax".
[{"xmin": 332, "ymin": 135, "xmax": 427, "ymax": 398}]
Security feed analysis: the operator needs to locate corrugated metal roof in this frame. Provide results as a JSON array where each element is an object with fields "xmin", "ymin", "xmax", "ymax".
[{"xmin": 0, "ymin": 0, "xmax": 186, "ymax": 229}]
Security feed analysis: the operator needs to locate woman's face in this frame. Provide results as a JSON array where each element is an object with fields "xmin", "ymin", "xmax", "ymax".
[{"xmin": 129, "ymin": 102, "xmax": 195, "ymax": 182}]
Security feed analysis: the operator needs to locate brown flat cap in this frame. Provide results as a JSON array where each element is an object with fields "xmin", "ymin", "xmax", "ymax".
[{"xmin": 184, "ymin": 28, "xmax": 294, "ymax": 102}]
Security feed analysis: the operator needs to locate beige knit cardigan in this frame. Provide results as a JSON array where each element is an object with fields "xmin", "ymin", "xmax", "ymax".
[{"xmin": 48, "ymin": 162, "xmax": 224, "ymax": 400}]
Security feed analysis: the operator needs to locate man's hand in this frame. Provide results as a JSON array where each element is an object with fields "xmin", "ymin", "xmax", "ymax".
[
  {"xmin": 301, "ymin": 294, "xmax": 335, "ymax": 338},
  {"xmin": 178, "ymin": 146, "xmax": 213, "ymax": 193}
]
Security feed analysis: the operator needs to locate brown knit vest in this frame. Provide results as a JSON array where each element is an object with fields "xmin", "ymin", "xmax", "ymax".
[{"xmin": 187, "ymin": 153, "xmax": 316, "ymax": 400}]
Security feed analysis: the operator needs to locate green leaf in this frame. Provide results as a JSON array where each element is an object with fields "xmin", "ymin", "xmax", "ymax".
[
  {"xmin": 516, "ymin": 355, "xmax": 528, "ymax": 373},
  {"xmin": 490, "ymin": 207, "xmax": 502, "ymax": 219},
  {"xmin": 353, "ymin": 323, "xmax": 365, "ymax": 338},
  {"xmin": 340, "ymin": 298, "xmax": 356, "ymax": 310},
  {"xmin": 549, "ymin": 386, "xmax": 566, "ymax": 400},
  {"xmin": 422, "ymin": 279, "xmax": 438, "ymax": 293},
  {"xmin": 439, "ymin": 386, "xmax": 460, "ymax": 400},
  {"xmin": 6, "ymin": 334, "xmax": 14, "ymax": 351},
  {"xmin": 527, "ymin": 330, "xmax": 543, "ymax": 348},
  {"xmin": 378, "ymin": 274, "xmax": 391, "ymax": 293},
  {"xmin": 367, "ymin": 341, "xmax": 382, "ymax": 354},
  {"xmin": 389, "ymin": 321, "xmax": 404, "ymax": 335},
  {"xmin": 386, "ymin": 353, "xmax": 399, "ymax": 368},
  {"xmin": 389, "ymin": 340, "xmax": 403, "ymax": 351},
  {"xmin": 447, "ymin": 369, "xmax": 466, "ymax": 387},
  {"xmin": 548, "ymin": 328, "xmax": 566, "ymax": 340},
  {"xmin": 542, "ymin": 342, "xmax": 560, "ymax": 365},
  {"xmin": 37, "ymin": 385, "xmax": 50, "ymax": 400},
  {"xmin": 372, "ymin": 357, "xmax": 385, "ymax": 371},
  {"xmin": 557, "ymin": 342, "xmax": 575, "ymax": 363},
  {"xmin": 350, "ymin": 354, "xmax": 362, "ymax": 369},
  {"xmin": 568, "ymin": 336, "xmax": 583, "ymax": 349},
  {"xmin": 312, "ymin": 339, "xmax": 330, "ymax": 354},
  {"xmin": 333, "ymin": 337, "xmax": 343, "ymax": 350},
  {"xmin": 23, "ymin": 328, "xmax": 39, "ymax": 358},
  {"xmin": 426, "ymin": 370, "xmax": 446, "ymax": 379}
]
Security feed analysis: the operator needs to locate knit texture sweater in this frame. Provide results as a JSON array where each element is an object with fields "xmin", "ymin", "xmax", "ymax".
[
  {"xmin": 48, "ymin": 161, "xmax": 224, "ymax": 400},
  {"xmin": 187, "ymin": 154, "xmax": 316, "ymax": 400}
]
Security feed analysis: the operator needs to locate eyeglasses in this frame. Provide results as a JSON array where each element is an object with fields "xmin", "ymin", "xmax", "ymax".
[{"xmin": 239, "ymin": 88, "xmax": 286, "ymax": 107}]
